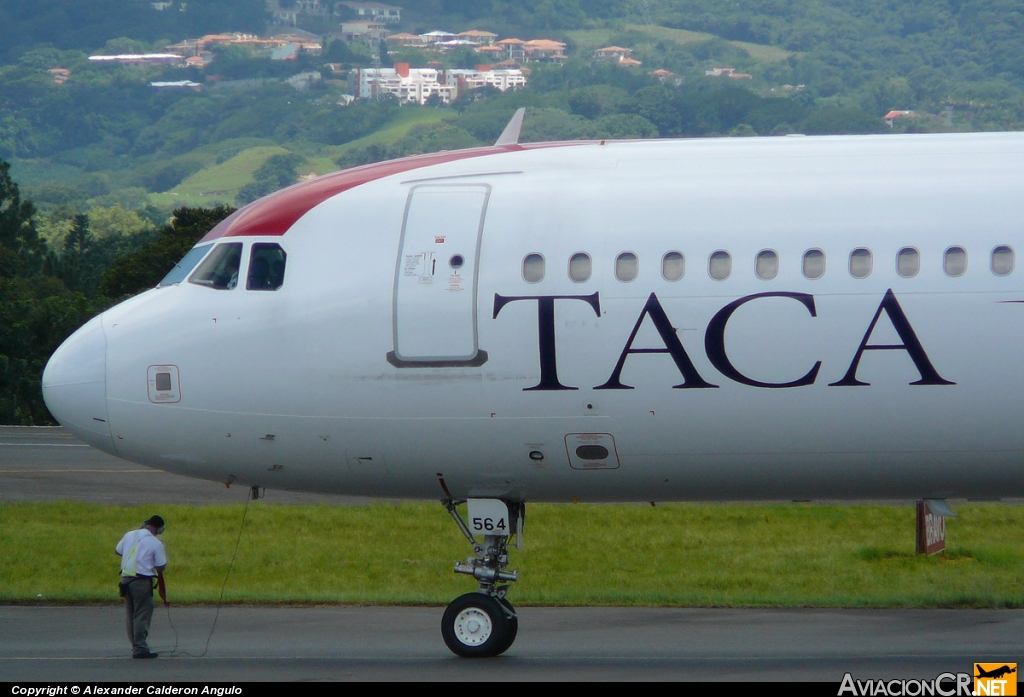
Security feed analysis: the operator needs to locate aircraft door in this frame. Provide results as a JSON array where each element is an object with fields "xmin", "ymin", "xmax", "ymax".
[{"xmin": 389, "ymin": 184, "xmax": 490, "ymax": 366}]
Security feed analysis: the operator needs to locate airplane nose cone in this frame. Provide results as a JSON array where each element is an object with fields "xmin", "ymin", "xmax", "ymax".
[{"xmin": 42, "ymin": 314, "xmax": 115, "ymax": 454}]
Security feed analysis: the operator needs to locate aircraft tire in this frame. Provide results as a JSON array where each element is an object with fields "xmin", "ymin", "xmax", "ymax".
[{"xmin": 441, "ymin": 592, "xmax": 512, "ymax": 658}]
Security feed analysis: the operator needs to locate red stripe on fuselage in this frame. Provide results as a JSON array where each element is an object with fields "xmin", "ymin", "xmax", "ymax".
[{"xmin": 198, "ymin": 142, "xmax": 585, "ymax": 242}]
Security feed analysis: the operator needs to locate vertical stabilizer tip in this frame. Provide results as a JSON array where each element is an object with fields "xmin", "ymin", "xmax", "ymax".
[{"xmin": 495, "ymin": 108, "xmax": 526, "ymax": 146}]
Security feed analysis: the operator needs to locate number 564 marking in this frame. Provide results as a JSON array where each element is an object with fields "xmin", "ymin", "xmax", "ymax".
[
  {"xmin": 467, "ymin": 499, "xmax": 512, "ymax": 538},
  {"xmin": 471, "ymin": 517, "xmax": 507, "ymax": 532}
]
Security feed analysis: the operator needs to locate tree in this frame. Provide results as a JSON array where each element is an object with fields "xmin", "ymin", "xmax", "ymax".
[
  {"xmin": 87, "ymin": 204, "xmax": 154, "ymax": 239},
  {"xmin": 800, "ymin": 106, "xmax": 886, "ymax": 135},
  {"xmin": 0, "ymin": 158, "xmax": 44, "ymax": 278},
  {"xmin": 0, "ymin": 159, "xmax": 106, "ymax": 424},
  {"xmin": 100, "ymin": 206, "xmax": 235, "ymax": 298},
  {"xmin": 236, "ymin": 153, "xmax": 305, "ymax": 205},
  {"xmin": 569, "ymin": 89, "xmax": 603, "ymax": 119},
  {"xmin": 0, "ymin": 274, "xmax": 102, "ymax": 424},
  {"xmin": 624, "ymin": 85, "xmax": 679, "ymax": 136},
  {"xmin": 447, "ymin": 47, "xmax": 481, "ymax": 69},
  {"xmin": 59, "ymin": 213, "xmax": 92, "ymax": 292}
]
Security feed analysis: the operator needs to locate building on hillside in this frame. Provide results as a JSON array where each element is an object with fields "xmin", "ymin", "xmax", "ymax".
[
  {"xmin": 420, "ymin": 30, "xmax": 457, "ymax": 45},
  {"xmin": 475, "ymin": 45, "xmax": 506, "ymax": 58},
  {"xmin": 272, "ymin": 43, "xmax": 301, "ymax": 60},
  {"xmin": 884, "ymin": 110, "xmax": 915, "ymax": 127},
  {"xmin": 385, "ymin": 32, "xmax": 426, "ymax": 47},
  {"xmin": 445, "ymin": 65, "xmax": 526, "ymax": 92},
  {"xmin": 433, "ymin": 39, "xmax": 480, "ymax": 52},
  {"xmin": 357, "ymin": 64, "xmax": 454, "ymax": 104},
  {"xmin": 492, "ymin": 58, "xmax": 524, "ymax": 71},
  {"xmin": 593, "ymin": 46, "xmax": 633, "ymax": 62},
  {"xmin": 272, "ymin": 7, "xmax": 298, "ymax": 25},
  {"xmin": 356, "ymin": 62, "xmax": 525, "ymax": 104},
  {"xmin": 270, "ymin": 1, "xmax": 299, "ymax": 25},
  {"xmin": 150, "ymin": 80, "xmax": 203, "ymax": 90},
  {"xmin": 274, "ymin": 29, "xmax": 324, "ymax": 44},
  {"xmin": 295, "ymin": 0, "xmax": 330, "ymax": 15},
  {"xmin": 706, "ymin": 67, "xmax": 752, "ymax": 79},
  {"xmin": 340, "ymin": 2, "xmax": 402, "ymax": 23},
  {"xmin": 458, "ymin": 30, "xmax": 498, "ymax": 46},
  {"xmin": 88, "ymin": 54, "xmax": 185, "ymax": 66},
  {"xmin": 167, "ymin": 32, "xmax": 317, "ymax": 58},
  {"xmin": 649, "ymin": 68, "xmax": 682, "ymax": 85},
  {"xmin": 199, "ymin": 33, "xmax": 259, "ymax": 47},
  {"xmin": 495, "ymin": 38, "xmax": 526, "ymax": 62},
  {"xmin": 341, "ymin": 22, "xmax": 390, "ymax": 41},
  {"xmin": 523, "ymin": 39, "xmax": 567, "ymax": 63},
  {"xmin": 48, "ymin": 68, "xmax": 70, "ymax": 84},
  {"xmin": 166, "ymin": 38, "xmax": 202, "ymax": 56}
]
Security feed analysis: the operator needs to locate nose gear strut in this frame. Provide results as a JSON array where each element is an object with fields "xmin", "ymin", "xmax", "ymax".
[{"xmin": 440, "ymin": 499, "xmax": 524, "ymax": 657}]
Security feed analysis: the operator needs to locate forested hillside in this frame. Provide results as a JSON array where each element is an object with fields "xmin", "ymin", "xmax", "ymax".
[
  {"xmin": 5, "ymin": 0, "xmax": 1022, "ymax": 212},
  {"xmin": 1, "ymin": 0, "xmax": 1022, "ymax": 423},
  {"xmin": 0, "ymin": 157, "xmax": 231, "ymax": 423},
  {"xmin": 0, "ymin": 0, "xmax": 268, "ymax": 63}
]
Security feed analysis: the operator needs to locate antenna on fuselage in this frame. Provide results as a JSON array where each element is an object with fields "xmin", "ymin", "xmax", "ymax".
[{"xmin": 495, "ymin": 108, "xmax": 526, "ymax": 146}]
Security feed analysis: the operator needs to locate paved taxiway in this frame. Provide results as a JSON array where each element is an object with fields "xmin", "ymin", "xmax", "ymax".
[
  {"xmin": 2, "ymin": 606, "xmax": 1021, "ymax": 681},
  {"xmin": 0, "ymin": 426, "xmax": 366, "ymax": 505},
  {"xmin": 2, "ymin": 427, "xmax": 1021, "ymax": 681}
]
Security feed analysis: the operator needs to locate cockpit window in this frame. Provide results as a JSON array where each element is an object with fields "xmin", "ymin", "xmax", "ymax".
[
  {"xmin": 159, "ymin": 244, "xmax": 213, "ymax": 286},
  {"xmin": 247, "ymin": 243, "xmax": 287, "ymax": 290},
  {"xmin": 189, "ymin": 243, "xmax": 243, "ymax": 290}
]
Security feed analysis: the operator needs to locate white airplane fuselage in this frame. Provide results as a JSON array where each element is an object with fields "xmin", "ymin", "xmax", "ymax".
[{"xmin": 43, "ymin": 133, "xmax": 1024, "ymax": 503}]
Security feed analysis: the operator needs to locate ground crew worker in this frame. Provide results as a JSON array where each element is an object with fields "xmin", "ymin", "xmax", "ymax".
[{"xmin": 115, "ymin": 515, "xmax": 168, "ymax": 659}]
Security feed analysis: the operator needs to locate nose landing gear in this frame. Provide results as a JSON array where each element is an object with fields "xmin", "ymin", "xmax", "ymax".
[{"xmin": 441, "ymin": 499, "xmax": 523, "ymax": 658}]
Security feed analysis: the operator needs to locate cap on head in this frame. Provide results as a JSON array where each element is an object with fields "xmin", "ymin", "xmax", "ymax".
[{"xmin": 144, "ymin": 515, "xmax": 165, "ymax": 534}]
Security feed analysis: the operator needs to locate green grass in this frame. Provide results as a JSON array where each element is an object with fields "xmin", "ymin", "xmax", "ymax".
[
  {"xmin": 2, "ymin": 502, "xmax": 1023, "ymax": 607},
  {"xmin": 149, "ymin": 145, "xmax": 291, "ymax": 208},
  {"xmin": 306, "ymin": 106, "xmax": 450, "ymax": 174},
  {"xmin": 626, "ymin": 25, "xmax": 793, "ymax": 64}
]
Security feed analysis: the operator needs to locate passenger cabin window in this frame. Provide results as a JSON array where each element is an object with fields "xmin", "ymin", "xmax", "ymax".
[
  {"xmin": 662, "ymin": 251, "xmax": 684, "ymax": 281},
  {"xmin": 247, "ymin": 243, "xmax": 287, "ymax": 290},
  {"xmin": 523, "ymin": 253, "xmax": 545, "ymax": 283},
  {"xmin": 896, "ymin": 247, "xmax": 920, "ymax": 278},
  {"xmin": 944, "ymin": 246, "xmax": 967, "ymax": 277},
  {"xmin": 849, "ymin": 248, "xmax": 872, "ymax": 279},
  {"xmin": 160, "ymin": 244, "xmax": 212, "ymax": 286},
  {"xmin": 569, "ymin": 253, "xmax": 592, "ymax": 282},
  {"xmin": 755, "ymin": 250, "xmax": 779, "ymax": 280},
  {"xmin": 802, "ymin": 249, "xmax": 825, "ymax": 279},
  {"xmin": 615, "ymin": 252, "xmax": 638, "ymax": 282},
  {"xmin": 189, "ymin": 243, "xmax": 243, "ymax": 290},
  {"xmin": 992, "ymin": 245, "xmax": 1015, "ymax": 276},
  {"xmin": 709, "ymin": 251, "xmax": 731, "ymax": 280}
]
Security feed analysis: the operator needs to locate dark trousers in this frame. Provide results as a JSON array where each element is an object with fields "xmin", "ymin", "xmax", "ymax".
[{"xmin": 123, "ymin": 576, "xmax": 154, "ymax": 656}]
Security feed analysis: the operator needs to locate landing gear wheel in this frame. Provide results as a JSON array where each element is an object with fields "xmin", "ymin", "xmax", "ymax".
[{"xmin": 441, "ymin": 593, "xmax": 511, "ymax": 658}]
